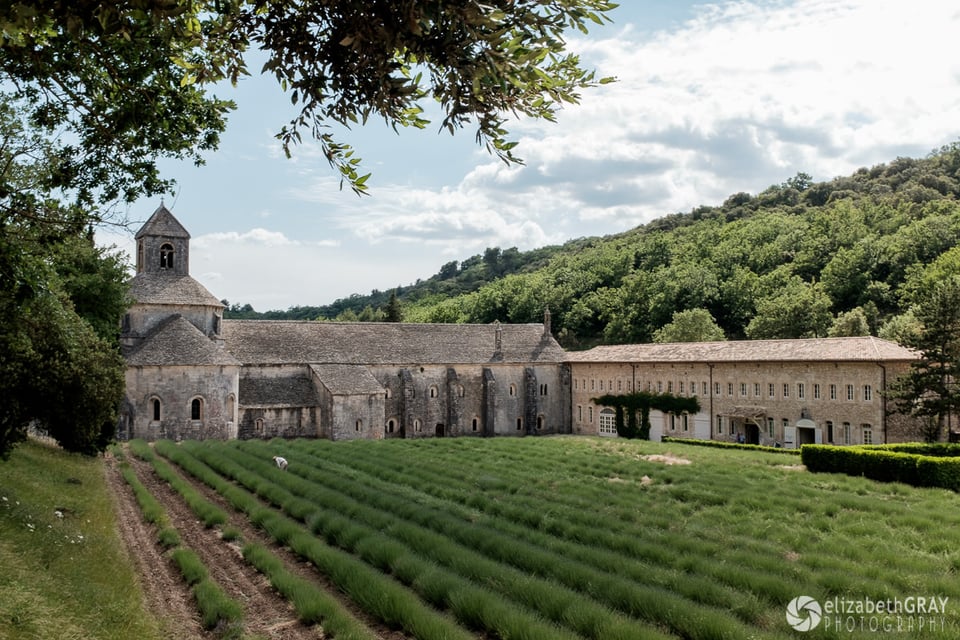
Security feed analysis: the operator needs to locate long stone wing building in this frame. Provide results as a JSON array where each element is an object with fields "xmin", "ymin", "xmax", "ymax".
[
  {"xmin": 567, "ymin": 339, "xmax": 919, "ymax": 446},
  {"xmin": 119, "ymin": 205, "xmax": 923, "ymax": 446},
  {"xmin": 119, "ymin": 205, "xmax": 570, "ymax": 442}
]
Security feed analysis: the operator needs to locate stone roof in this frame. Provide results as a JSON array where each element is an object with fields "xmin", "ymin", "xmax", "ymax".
[
  {"xmin": 128, "ymin": 273, "xmax": 223, "ymax": 307},
  {"xmin": 221, "ymin": 320, "xmax": 565, "ymax": 366},
  {"xmin": 135, "ymin": 204, "xmax": 190, "ymax": 239},
  {"xmin": 239, "ymin": 375, "xmax": 320, "ymax": 407},
  {"xmin": 566, "ymin": 337, "xmax": 918, "ymax": 364},
  {"xmin": 125, "ymin": 315, "xmax": 241, "ymax": 367},
  {"xmin": 311, "ymin": 364, "xmax": 384, "ymax": 395}
]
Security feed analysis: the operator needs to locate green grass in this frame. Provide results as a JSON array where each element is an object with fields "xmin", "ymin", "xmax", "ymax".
[
  {"xmin": 0, "ymin": 439, "xmax": 164, "ymax": 640},
  {"xmin": 6, "ymin": 435, "xmax": 960, "ymax": 639}
]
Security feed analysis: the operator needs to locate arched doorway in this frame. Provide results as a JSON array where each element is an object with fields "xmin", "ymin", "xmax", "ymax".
[{"xmin": 435, "ymin": 423, "xmax": 445, "ymax": 437}]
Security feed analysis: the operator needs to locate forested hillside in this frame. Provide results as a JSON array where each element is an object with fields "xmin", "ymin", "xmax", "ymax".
[{"xmin": 231, "ymin": 144, "xmax": 960, "ymax": 349}]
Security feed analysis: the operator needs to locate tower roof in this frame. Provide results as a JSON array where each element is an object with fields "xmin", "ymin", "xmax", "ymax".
[
  {"xmin": 125, "ymin": 315, "xmax": 240, "ymax": 366},
  {"xmin": 134, "ymin": 204, "xmax": 190, "ymax": 240},
  {"xmin": 128, "ymin": 273, "xmax": 223, "ymax": 307}
]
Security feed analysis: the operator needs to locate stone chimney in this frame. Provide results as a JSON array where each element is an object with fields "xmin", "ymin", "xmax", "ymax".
[
  {"xmin": 543, "ymin": 307, "xmax": 552, "ymax": 339},
  {"xmin": 494, "ymin": 321, "xmax": 503, "ymax": 358}
]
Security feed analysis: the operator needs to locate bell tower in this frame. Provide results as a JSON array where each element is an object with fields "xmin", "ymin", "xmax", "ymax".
[{"xmin": 134, "ymin": 203, "xmax": 190, "ymax": 276}]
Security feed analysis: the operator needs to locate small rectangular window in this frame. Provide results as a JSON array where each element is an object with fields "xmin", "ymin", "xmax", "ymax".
[
  {"xmin": 847, "ymin": 384, "xmax": 855, "ymax": 401},
  {"xmin": 740, "ymin": 382, "xmax": 747, "ymax": 396},
  {"xmin": 830, "ymin": 384, "xmax": 837, "ymax": 400},
  {"xmin": 754, "ymin": 383, "xmax": 761, "ymax": 397},
  {"xmin": 797, "ymin": 383, "xmax": 805, "ymax": 399},
  {"xmin": 769, "ymin": 383, "xmax": 775, "ymax": 398},
  {"xmin": 863, "ymin": 385, "xmax": 872, "ymax": 401},
  {"xmin": 814, "ymin": 383, "xmax": 821, "ymax": 399},
  {"xmin": 783, "ymin": 384, "xmax": 789, "ymax": 398},
  {"xmin": 716, "ymin": 415, "xmax": 723, "ymax": 434}
]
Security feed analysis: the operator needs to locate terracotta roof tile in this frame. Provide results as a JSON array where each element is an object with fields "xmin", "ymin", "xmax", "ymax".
[{"xmin": 566, "ymin": 337, "xmax": 918, "ymax": 363}]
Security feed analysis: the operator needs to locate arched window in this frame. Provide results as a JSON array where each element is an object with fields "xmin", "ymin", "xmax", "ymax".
[
  {"xmin": 472, "ymin": 417, "xmax": 479, "ymax": 432},
  {"xmin": 255, "ymin": 418, "xmax": 264, "ymax": 434},
  {"xmin": 190, "ymin": 397, "xmax": 203, "ymax": 421},
  {"xmin": 516, "ymin": 417, "xmax": 523, "ymax": 431},
  {"xmin": 160, "ymin": 243, "xmax": 175, "ymax": 269},
  {"xmin": 509, "ymin": 384, "xmax": 516, "ymax": 397},
  {"xmin": 386, "ymin": 419, "xmax": 396, "ymax": 434},
  {"xmin": 356, "ymin": 419, "xmax": 362, "ymax": 432},
  {"xmin": 429, "ymin": 385, "xmax": 438, "ymax": 398},
  {"xmin": 150, "ymin": 397, "xmax": 161, "ymax": 422}
]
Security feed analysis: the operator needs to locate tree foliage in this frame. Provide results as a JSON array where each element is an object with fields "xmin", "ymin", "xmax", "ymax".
[
  {"xmin": 1, "ymin": 0, "xmax": 617, "ymax": 206},
  {"xmin": 0, "ymin": 95, "xmax": 128, "ymax": 458},
  {"xmin": 0, "ymin": 225, "xmax": 127, "ymax": 458},
  {"xmin": 653, "ymin": 308, "xmax": 726, "ymax": 343},
  {"xmin": 887, "ymin": 276, "xmax": 960, "ymax": 442}
]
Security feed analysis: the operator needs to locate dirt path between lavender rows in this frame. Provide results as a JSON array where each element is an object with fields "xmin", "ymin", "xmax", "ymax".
[{"xmin": 104, "ymin": 446, "xmax": 409, "ymax": 640}]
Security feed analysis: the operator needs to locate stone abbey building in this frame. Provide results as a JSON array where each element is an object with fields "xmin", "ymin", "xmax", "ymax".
[
  {"xmin": 119, "ymin": 206, "xmax": 570, "ymax": 442},
  {"xmin": 120, "ymin": 206, "xmax": 922, "ymax": 445}
]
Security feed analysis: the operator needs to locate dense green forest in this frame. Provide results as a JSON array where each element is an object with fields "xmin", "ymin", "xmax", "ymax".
[{"xmin": 226, "ymin": 143, "xmax": 960, "ymax": 349}]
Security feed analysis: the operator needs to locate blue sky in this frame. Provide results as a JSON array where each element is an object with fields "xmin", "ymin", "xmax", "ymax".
[{"xmin": 101, "ymin": 0, "xmax": 960, "ymax": 311}]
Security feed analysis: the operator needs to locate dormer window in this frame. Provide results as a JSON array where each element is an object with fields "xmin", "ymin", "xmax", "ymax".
[{"xmin": 160, "ymin": 243, "xmax": 175, "ymax": 269}]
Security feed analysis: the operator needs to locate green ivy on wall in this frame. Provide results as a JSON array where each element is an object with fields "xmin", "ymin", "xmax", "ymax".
[{"xmin": 592, "ymin": 392, "xmax": 701, "ymax": 439}]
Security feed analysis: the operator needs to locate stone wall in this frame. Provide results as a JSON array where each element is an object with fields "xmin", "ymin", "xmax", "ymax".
[
  {"xmin": 571, "ymin": 359, "xmax": 922, "ymax": 446},
  {"xmin": 123, "ymin": 364, "xmax": 239, "ymax": 441}
]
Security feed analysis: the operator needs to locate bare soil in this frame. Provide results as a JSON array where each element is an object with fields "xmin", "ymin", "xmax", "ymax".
[{"xmin": 104, "ymin": 448, "xmax": 406, "ymax": 640}]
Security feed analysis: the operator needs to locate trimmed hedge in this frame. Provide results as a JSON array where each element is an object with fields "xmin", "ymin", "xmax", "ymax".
[
  {"xmin": 661, "ymin": 437, "xmax": 801, "ymax": 456},
  {"xmin": 801, "ymin": 444, "xmax": 960, "ymax": 491}
]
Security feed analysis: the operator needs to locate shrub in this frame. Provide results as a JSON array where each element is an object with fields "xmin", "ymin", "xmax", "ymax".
[
  {"xmin": 802, "ymin": 444, "xmax": 960, "ymax": 491},
  {"xmin": 192, "ymin": 579, "xmax": 243, "ymax": 632},
  {"xmin": 171, "ymin": 548, "xmax": 208, "ymax": 586},
  {"xmin": 662, "ymin": 437, "xmax": 801, "ymax": 455}
]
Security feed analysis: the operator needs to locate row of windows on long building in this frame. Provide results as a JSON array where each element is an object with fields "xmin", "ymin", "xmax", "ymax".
[
  {"xmin": 584, "ymin": 405, "xmax": 874, "ymax": 444},
  {"xmin": 575, "ymin": 378, "xmax": 874, "ymax": 402}
]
